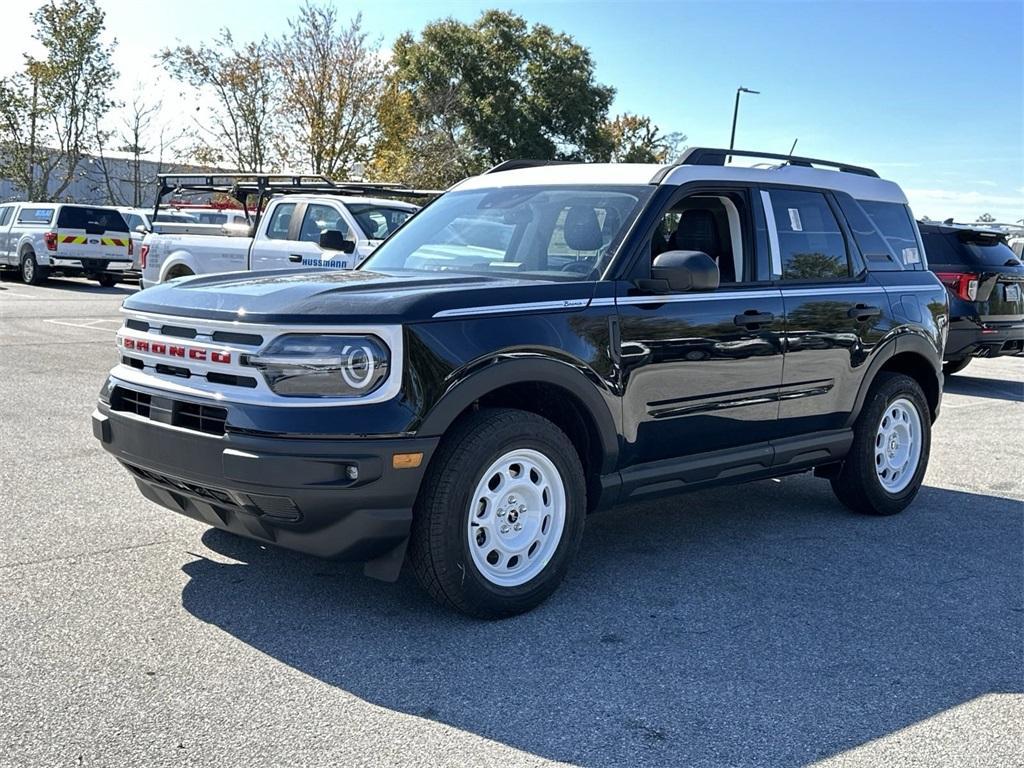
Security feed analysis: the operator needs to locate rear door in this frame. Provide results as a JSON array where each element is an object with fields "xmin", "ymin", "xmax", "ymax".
[
  {"xmin": 765, "ymin": 186, "xmax": 891, "ymax": 437},
  {"xmin": 55, "ymin": 206, "xmax": 131, "ymax": 263}
]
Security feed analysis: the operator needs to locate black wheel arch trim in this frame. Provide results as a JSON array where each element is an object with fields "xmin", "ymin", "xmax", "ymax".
[
  {"xmin": 416, "ymin": 355, "xmax": 620, "ymax": 474},
  {"xmin": 847, "ymin": 332, "xmax": 942, "ymax": 427}
]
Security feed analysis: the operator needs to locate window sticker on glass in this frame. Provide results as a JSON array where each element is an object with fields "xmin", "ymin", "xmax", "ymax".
[
  {"xmin": 902, "ymin": 247, "xmax": 920, "ymax": 264},
  {"xmin": 788, "ymin": 208, "xmax": 803, "ymax": 232}
]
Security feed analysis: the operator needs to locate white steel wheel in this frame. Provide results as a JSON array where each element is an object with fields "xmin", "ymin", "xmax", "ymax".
[
  {"xmin": 874, "ymin": 397, "xmax": 922, "ymax": 494},
  {"xmin": 467, "ymin": 448, "xmax": 567, "ymax": 588}
]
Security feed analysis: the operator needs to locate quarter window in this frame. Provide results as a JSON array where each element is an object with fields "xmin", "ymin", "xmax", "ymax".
[
  {"xmin": 858, "ymin": 200, "xmax": 921, "ymax": 268},
  {"xmin": 264, "ymin": 203, "xmax": 296, "ymax": 240},
  {"xmin": 766, "ymin": 189, "xmax": 851, "ymax": 281}
]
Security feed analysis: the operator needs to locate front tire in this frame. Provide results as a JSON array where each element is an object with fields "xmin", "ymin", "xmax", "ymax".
[
  {"xmin": 409, "ymin": 408, "xmax": 586, "ymax": 618},
  {"xmin": 21, "ymin": 252, "xmax": 47, "ymax": 285},
  {"xmin": 831, "ymin": 372, "xmax": 930, "ymax": 516}
]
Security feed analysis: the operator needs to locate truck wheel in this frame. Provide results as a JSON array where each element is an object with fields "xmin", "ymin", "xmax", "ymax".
[
  {"xmin": 409, "ymin": 408, "xmax": 586, "ymax": 618},
  {"xmin": 97, "ymin": 274, "xmax": 119, "ymax": 288},
  {"xmin": 943, "ymin": 358, "xmax": 971, "ymax": 376},
  {"xmin": 830, "ymin": 372, "xmax": 930, "ymax": 516},
  {"xmin": 21, "ymin": 252, "xmax": 47, "ymax": 285}
]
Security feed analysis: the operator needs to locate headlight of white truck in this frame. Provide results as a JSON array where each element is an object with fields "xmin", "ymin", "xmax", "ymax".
[{"xmin": 249, "ymin": 334, "xmax": 390, "ymax": 398}]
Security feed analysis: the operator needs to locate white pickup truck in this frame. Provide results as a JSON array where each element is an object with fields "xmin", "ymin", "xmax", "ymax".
[
  {"xmin": 140, "ymin": 194, "xmax": 419, "ymax": 287},
  {"xmin": 0, "ymin": 202, "xmax": 133, "ymax": 286}
]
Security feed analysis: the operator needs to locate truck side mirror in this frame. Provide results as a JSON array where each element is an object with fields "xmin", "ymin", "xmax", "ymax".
[
  {"xmin": 650, "ymin": 250, "xmax": 720, "ymax": 292},
  {"xmin": 319, "ymin": 229, "xmax": 356, "ymax": 254},
  {"xmin": 135, "ymin": 225, "xmax": 149, "ymax": 235}
]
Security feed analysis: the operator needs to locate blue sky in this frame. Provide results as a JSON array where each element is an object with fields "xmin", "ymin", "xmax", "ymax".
[{"xmin": 2, "ymin": 0, "xmax": 1021, "ymax": 221}]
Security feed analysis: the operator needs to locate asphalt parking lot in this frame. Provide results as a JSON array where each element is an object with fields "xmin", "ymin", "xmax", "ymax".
[{"xmin": 0, "ymin": 275, "xmax": 1021, "ymax": 768}]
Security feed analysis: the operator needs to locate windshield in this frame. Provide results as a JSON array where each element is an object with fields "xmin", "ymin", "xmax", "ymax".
[{"xmin": 360, "ymin": 185, "xmax": 654, "ymax": 281}]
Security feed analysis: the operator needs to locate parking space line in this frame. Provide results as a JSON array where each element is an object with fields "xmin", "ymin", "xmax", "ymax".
[{"xmin": 44, "ymin": 318, "xmax": 121, "ymax": 333}]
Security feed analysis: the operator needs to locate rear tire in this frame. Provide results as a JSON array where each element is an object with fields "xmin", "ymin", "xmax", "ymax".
[
  {"xmin": 830, "ymin": 372, "xmax": 930, "ymax": 516},
  {"xmin": 20, "ymin": 252, "xmax": 47, "ymax": 285},
  {"xmin": 943, "ymin": 358, "xmax": 971, "ymax": 376},
  {"xmin": 409, "ymin": 408, "xmax": 586, "ymax": 619},
  {"xmin": 97, "ymin": 274, "xmax": 119, "ymax": 288}
]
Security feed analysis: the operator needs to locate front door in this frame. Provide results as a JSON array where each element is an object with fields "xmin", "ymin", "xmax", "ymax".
[{"xmin": 616, "ymin": 186, "xmax": 785, "ymax": 467}]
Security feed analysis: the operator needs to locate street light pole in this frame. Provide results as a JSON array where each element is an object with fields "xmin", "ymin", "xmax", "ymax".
[{"xmin": 728, "ymin": 86, "xmax": 760, "ymax": 162}]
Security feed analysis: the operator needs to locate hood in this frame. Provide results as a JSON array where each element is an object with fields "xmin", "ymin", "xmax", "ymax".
[{"xmin": 123, "ymin": 268, "xmax": 597, "ymax": 325}]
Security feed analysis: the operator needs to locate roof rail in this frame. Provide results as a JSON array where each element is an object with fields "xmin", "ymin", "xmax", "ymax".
[
  {"xmin": 679, "ymin": 147, "xmax": 879, "ymax": 178},
  {"xmin": 153, "ymin": 173, "xmax": 442, "ymax": 230},
  {"xmin": 484, "ymin": 159, "xmax": 578, "ymax": 174},
  {"xmin": 155, "ymin": 173, "xmax": 442, "ymax": 202}
]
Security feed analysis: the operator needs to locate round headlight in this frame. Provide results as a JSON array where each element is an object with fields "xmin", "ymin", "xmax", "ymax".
[{"xmin": 250, "ymin": 334, "xmax": 390, "ymax": 398}]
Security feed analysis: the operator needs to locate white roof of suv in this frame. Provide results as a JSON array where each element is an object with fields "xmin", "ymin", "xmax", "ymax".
[{"xmin": 452, "ymin": 148, "xmax": 908, "ymax": 204}]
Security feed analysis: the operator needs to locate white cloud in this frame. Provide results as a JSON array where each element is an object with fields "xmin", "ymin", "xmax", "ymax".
[{"xmin": 906, "ymin": 187, "xmax": 1024, "ymax": 224}]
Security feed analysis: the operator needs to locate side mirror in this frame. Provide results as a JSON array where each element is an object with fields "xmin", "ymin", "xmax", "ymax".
[
  {"xmin": 134, "ymin": 224, "xmax": 149, "ymax": 235},
  {"xmin": 319, "ymin": 229, "xmax": 356, "ymax": 254},
  {"xmin": 650, "ymin": 250, "xmax": 720, "ymax": 292}
]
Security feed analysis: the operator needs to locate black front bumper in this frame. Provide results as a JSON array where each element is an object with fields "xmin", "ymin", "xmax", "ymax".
[
  {"xmin": 946, "ymin": 318, "xmax": 1024, "ymax": 361},
  {"xmin": 92, "ymin": 403, "xmax": 438, "ymax": 572}
]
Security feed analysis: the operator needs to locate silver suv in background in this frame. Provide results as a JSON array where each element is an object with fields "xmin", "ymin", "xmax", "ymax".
[{"xmin": 0, "ymin": 203, "xmax": 133, "ymax": 286}]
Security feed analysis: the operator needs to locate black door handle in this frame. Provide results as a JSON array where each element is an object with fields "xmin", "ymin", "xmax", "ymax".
[
  {"xmin": 734, "ymin": 310, "xmax": 775, "ymax": 327},
  {"xmin": 288, "ymin": 254, "xmax": 302, "ymax": 263},
  {"xmin": 847, "ymin": 304, "xmax": 881, "ymax": 320}
]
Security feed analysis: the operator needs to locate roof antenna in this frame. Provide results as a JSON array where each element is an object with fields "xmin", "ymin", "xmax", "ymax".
[{"xmin": 785, "ymin": 138, "xmax": 799, "ymax": 164}]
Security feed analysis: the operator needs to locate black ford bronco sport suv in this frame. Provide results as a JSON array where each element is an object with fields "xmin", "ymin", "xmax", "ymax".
[{"xmin": 93, "ymin": 149, "xmax": 948, "ymax": 618}]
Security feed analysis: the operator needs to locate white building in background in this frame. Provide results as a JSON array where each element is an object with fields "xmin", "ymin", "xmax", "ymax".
[{"xmin": 0, "ymin": 148, "xmax": 213, "ymax": 206}]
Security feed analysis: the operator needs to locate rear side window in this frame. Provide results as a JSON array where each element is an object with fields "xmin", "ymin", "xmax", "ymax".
[
  {"xmin": 57, "ymin": 207, "xmax": 128, "ymax": 232},
  {"xmin": 921, "ymin": 229, "xmax": 1022, "ymax": 267},
  {"xmin": 766, "ymin": 189, "xmax": 851, "ymax": 280},
  {"xmin": 17, "ymin": 207, "xmax": 53, "ymax": 225},
  {"xmin": 0, "ymin": 207, "xmax": 12, "ymax": 227},
  {"xmin": 264, "ymin": 203, "xmax": 296, "ymax": 240},
  {"xmin": 858, "ymin": 201, "xmax": 921, "ymax": 268}
]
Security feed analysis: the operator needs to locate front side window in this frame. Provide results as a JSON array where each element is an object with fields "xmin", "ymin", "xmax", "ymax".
[
  {"xmin": 265, "ymin": 203, "xmax": 296, "ymax": 240},
  {"xmin": 767, "ymin": 189, "xmax": 850, "ymax": 281},
  {"xmin": 647, "ymin": 193, "xmax": 750, "ymax": 284},
  {"xmin": 299, "ymin": 203, "xmax": 347, "ymax": 243},
  {"xmin": 361, "ymin": 185, "xmax": 654, "ymax": 281}
]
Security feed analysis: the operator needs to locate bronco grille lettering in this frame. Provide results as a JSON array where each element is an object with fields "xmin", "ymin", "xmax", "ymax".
[{"xmin": 120, "ymin": 336, "xmax": 232, "ymax": 365}]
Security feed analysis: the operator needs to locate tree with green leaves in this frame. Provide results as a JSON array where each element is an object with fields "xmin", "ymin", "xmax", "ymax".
[
  {"xmin": 976, "ymin": 212, "xmax": 996, "ymax": 223},
  {"xmin": 381, "ymin": 11, "xmax": 615, "ymax": 186},
  {"xmin": 598, "ymin": 113, "xmax": 687, "ymax": 163},
  {"xmin": 273, "ymin": 5, "xmax": 389, "ymax": 177},
  {"xmin": 0, "ymin": 0, "xmax": 118, "ymax": 200},
  {"xmin": 160, "ymin": 31, "xmax": 281, "ymax": 172}
]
